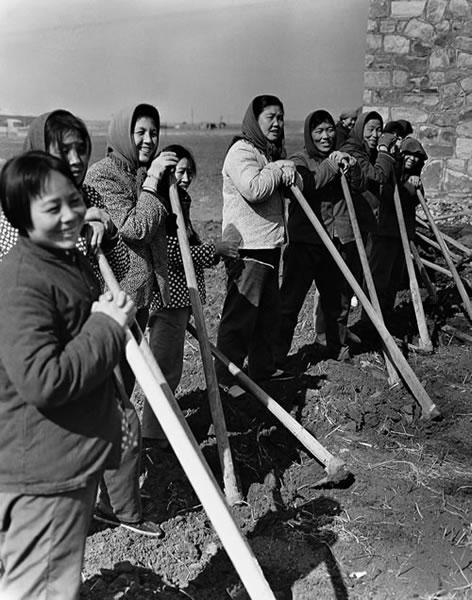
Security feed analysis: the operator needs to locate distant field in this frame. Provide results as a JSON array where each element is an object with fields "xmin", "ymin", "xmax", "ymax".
[{"xmin": 0, "ymin": 126, "xmax": 304, "ymax": 223}]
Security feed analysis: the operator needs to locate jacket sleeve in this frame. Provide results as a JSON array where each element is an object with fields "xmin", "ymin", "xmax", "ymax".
[
  {"xmin": 292, "ymin": 154, "xmax": 339, "ymax": 196},
  {"xmin": 0, "ymin": 280, "xmax": 125, "ymax": 411},
  {"xmin": 86, "ymin": 167, "xmax": 167, "ymax": 246},
  {"xmin": 167, "ymin": 236, "xmax": 217, "ymax": 270},
  {"xmin": 352, "ymin": 150, "xmax": 395, "ymax": 191},
  {"xmin": 224, "ymin": 143, "xmax": 285, "ymax": 203}
]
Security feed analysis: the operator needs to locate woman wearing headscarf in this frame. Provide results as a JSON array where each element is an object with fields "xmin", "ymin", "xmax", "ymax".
[
  {"xmin": 85, "ymin": 103, "xmax": 176, "ymax": 537},
  {"xmin": 215, "ymin": 94, "xmax": 297, "ymax": 395},
  {"xmin": 369, "ymin": 136, "xmax": 427, "ymax": 328},
  {"xmin": 276, "ymin": 109, "xmax": 357, "ymax": 364},
  {"xmin": 0, "ymin": 109, "xmax": 129, "ymax": 283}
]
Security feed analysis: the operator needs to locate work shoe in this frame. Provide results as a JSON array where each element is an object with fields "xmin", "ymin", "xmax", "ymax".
[
  {"xmin": 260, "ymin": 369, "xmax": 295, "ymax": 383},
  {"xmin": 219, "ymin": 383, "xmax": 247, "ymax": 399},
  {"xmin": 93, "ymin": 510, "xmax": 164, "ymax": 538}
]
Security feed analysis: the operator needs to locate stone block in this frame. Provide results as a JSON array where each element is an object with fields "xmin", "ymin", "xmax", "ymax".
[
  {"xmin": 393, "ymin": 70, "xmax": 410, "ymax": 86},
  {"xmin": 365, "ymin": 70, "xmax": 391, "ymax": 88},
  {"xmin": 444, "ymin": 167, "xmax": 472, "ymax": 193},
  {"xmin": 429, "ymin": 71, "xmax": 446, "ymax": 86},
  {"xmin": 443, "ymin": 82, "xmax": 461, "ymax": 97},
  {"xmin": 423, "ymin": 143, "xmax": 455, "ymax": 157},
  {"xmin": 367, "ymin": 19, "xmax": 378, "ymax": 33},
  {"xmin": 458, "ymin": 52, "xmax": 472, "ymax": 67},
  {"xmin": 370, "ymin": 0, "xmax": 390, "ymax": 18},
  {"xmin": 363, "ymin": 89, "xmax": 373, "ymax": 104},
  {"xmin": 391, "ymin": 106, "xmax": 429, "ymax": 122},
  {"xmin": 447, "ymin": 159, "xmax": 466, "ymax": 171},
  {"xmin": 366, "ymin": 33, "xmax": 383, "ymax": 51},
  {"xmin": 384, "ymin": 34, "xmax": 410, "ymax": 53},
  {"xmin": 404, "ymin": 19, "xmax": 435, "ymax": 42},
  {"xmin": 391, "ymin": 1, "xmax": 426, "ymax": 18},
  {"xmin": 395, "ymin": 54, "xmax": 429, "ymax": 74},
  {"xmin": 438, "ymin": 128, "xmax": 456, "ymax": 145},
  {"xmin": 433, "ymin": 31, "xmax": 455, "ymax": 47},
  {"xmin": 466, "ymin": 93, "xmax": 472, "ymax": 106},
  {"xmin": 426, "ymin": 0, "xmax": 448, "ymax": 24},
  {"xmin": 431, "ymin": 111, "xmax": 460, "ymax": 126},
  {"xmin": 411, "ymin": 40, "xmax": 432, "ymax": 57},
  {"xmin": 449, "ymin": 0, "xmax": 472, "ymax": 18},
  {"xmin": 435, "ymin": 20, "xmax": 450, "ymax": 34},
  {"xmin": 380, "ymin": 20, "xmax": 396, "ymax": 33},
  {"xmin": 441, "ymin": 93, "xmax": 466, "ymax": 111},
  {"xmin": 421, "ymin": 159, "xmax": 443, "ymax": 188},
  {"xmin": 456, "ymin": 137, "xmax": 472, "ymax": 158},
  {"xmin": 461, "ymin": 76, "xmax": 472, "ymax": 93},
  {"xmin": 456, "ymin": 36, "xmax": 472, "ymax": 53},
  {"xmin": 457, "ymin": 121, "xmax": 472, "ymax": 137},
  {"xmin": 365, "ymin": 54, "xmax": 375, "ymax": 68},
  {"xmin": 429, "ymin": 48, "xmax": 450, "ymax": 69},
  {"xmin": 402, "ymin": 93, "xmax": 424, "ymax": 104},
  {"xmin": 424, "ymin": 96, "xmax": 440, "ymax": 107},
  {"xmin": 419, "ymin": 125, "xmax": 440, "ymax": 141}
]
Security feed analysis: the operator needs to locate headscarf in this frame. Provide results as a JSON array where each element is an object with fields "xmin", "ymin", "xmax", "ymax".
[
  {"xmin": 342, "ymin": 110, "xmax": 384, "ymax": 160},
  {"xmin": 23, "ymin": 109, "xmax": 91, "ymax": 156},
  {"xmin": 227, "ymin": 96, "xmax": 286, "ymax": 161},
  {"xmin": 106, "ymin": 103, "xmax": 160, "ymax": 170},
  {"xmin": 400, "ymin": 137, "xmax": 427, "ymax": 176},
  {"xmin": 304, "ymin": 110, "xmax": 335, "ymax": 159}
]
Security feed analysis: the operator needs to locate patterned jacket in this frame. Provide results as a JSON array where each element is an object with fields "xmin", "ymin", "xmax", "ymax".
[
  {"xmin": 0, "ymin": 183, "xmax": 130, "ymax": 286},
  {"xmin": 86, "ymin": 154, "xmax": 169, "ymax": 309}
]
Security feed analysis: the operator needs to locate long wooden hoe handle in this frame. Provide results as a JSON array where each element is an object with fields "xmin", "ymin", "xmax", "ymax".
[
  {"xmin": 186, "ymin": 323, "xmax": 349, "ymax": 483},
  {"xmin": 416, "ymin": 189, "xmax": 472, "ymax": 322},
  {"xmin": 96, "ymin": 250, "xmax": 276, "ymax": 600},
  {"xmin": 290, "ymin": 186, "xmax": 440, "ymax": 420},
  {"xmin": 393, "ymin": 182, "xmax": 433, "ymax": 352},
  {"xmin": 168, "ymin": 179, "xmax": 242, "ymax": 505},
  {"xmin": 340, "ymin": 173, "xmax": 400, "ymax": 386}
]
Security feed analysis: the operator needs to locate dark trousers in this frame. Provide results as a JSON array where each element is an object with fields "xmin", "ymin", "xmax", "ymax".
[
  {"xmin": 97, "ymin": 307, "xmax": 149, "ymax": 524},
  {"xmin": 0, "ymin": 475, "xmax": 99, "ymax": 600},
  {"xmin": 368, "ymin": 235, "xmax": 406, "ymax": 326},
  {"xmin": 277, "ymin": 242, "xmax": 350, "ymax": 361},
  {"xmin": 216, "ymin": 250, "xmax": 281, "ymax": 385}
]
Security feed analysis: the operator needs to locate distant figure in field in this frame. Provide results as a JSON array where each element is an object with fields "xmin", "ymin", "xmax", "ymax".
[
  {"xmin": 0, "ymin": 151, "xmax": 135, "ymax": 600},
  {"xmin": 142, "ymin": 144, "xmax": 239, "ymax": 447},
  {"xmin": 335, "ymin": 107, "xmax": 360, "ymax": 149},
  {"xmin": 215, "ymin": 94, "xmax": 297, "ymax": 397},
  {"xmin": 86, "ymin": 103, "xmax": 178, "ymax": 537}
]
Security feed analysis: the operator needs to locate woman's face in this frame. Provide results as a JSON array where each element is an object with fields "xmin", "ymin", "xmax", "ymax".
[
  {"xmin": 48, "ymin": 130, "xmax": 89, "ymax": 186},
  {"xmin": 133, "ymin": 116, "xmax": 158, "ymax": 164},
  {"xmin": 257, "ymin": 105, "xmax": 284, "ymax": 142},
  {"xmin": 403, "ymin": 154, "xmax": 420, "ymax": 170},
  {"xmin": 175, "ymin": 157, "xmax": 194, "ymax": 191},
  {"xmin": 27, "ymin": 170, "xmax": 86, "ymax": 250},
  {"xmin": 311, "ymin": 121, "xmax": 336, "ymax": 155},
  {"xmin": 363, "ymin": 118, "xmax": 382, "ymax": 150}
]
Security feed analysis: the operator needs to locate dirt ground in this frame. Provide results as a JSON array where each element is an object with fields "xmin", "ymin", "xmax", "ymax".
[
  {"xmin": 2, "ymin": 130, "xmax": 471, "ymax": 599},
  {"xmin": 80, "ymin": 214, "xmax": 472, "ymax": 600}
]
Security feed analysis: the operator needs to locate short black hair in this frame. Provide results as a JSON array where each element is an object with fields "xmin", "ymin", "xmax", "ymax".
[
  {"xmin": 161, "ymin": 144, "xmax": 197, "ymax": 176},
  {"xmin": 44, "ymin": 110, "xmax": 91, "ymax": 157},
  {"xmin": 383, "ymin": 121, "xmax": 404, "ymax": 137},
  {"xmin": 252, "ymin": 95, "xmax": 284, "ymax": 118},
  {"xmin": 0, "ymin": 151, "xmax": 79, "ymax": 235}
]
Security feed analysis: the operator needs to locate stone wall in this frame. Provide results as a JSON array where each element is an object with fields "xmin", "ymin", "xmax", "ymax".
[{"xmin": 365, "ymin": 0, "xmax": 472, "ymax": 205}]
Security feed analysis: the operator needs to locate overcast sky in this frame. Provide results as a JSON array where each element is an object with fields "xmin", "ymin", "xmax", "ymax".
[{"xmin": 0, "ymin": 0, "xmax": 369, "ymax": 123}]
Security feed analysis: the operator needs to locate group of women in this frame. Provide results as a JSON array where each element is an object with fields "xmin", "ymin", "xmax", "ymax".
[{"xmin": 0, "ymin": 94, "xmax": 427, "ymax": 599}]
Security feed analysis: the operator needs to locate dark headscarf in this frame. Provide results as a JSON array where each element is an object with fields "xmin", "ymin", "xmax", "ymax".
[
  {"xmin": 23, "ymin": 109, "xmax": 92, "ymax": 157},
  {"xmin": 106, "ymin": 103, "xmax": 160, "ymax": 170},
  {"xmin": 400, "ymin": 137, "xmax": 427, "ymax": 176},
  {"xmin": 304, "ymin": 110, "xmax": 336, "ymax": 159},
  {"xmin": 228, "ymin": 96, "xmax": 286, "ymax": 161},
  {"xmin": 342, "ymin": 110, "xmax": 384, "ymax": 160}
]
